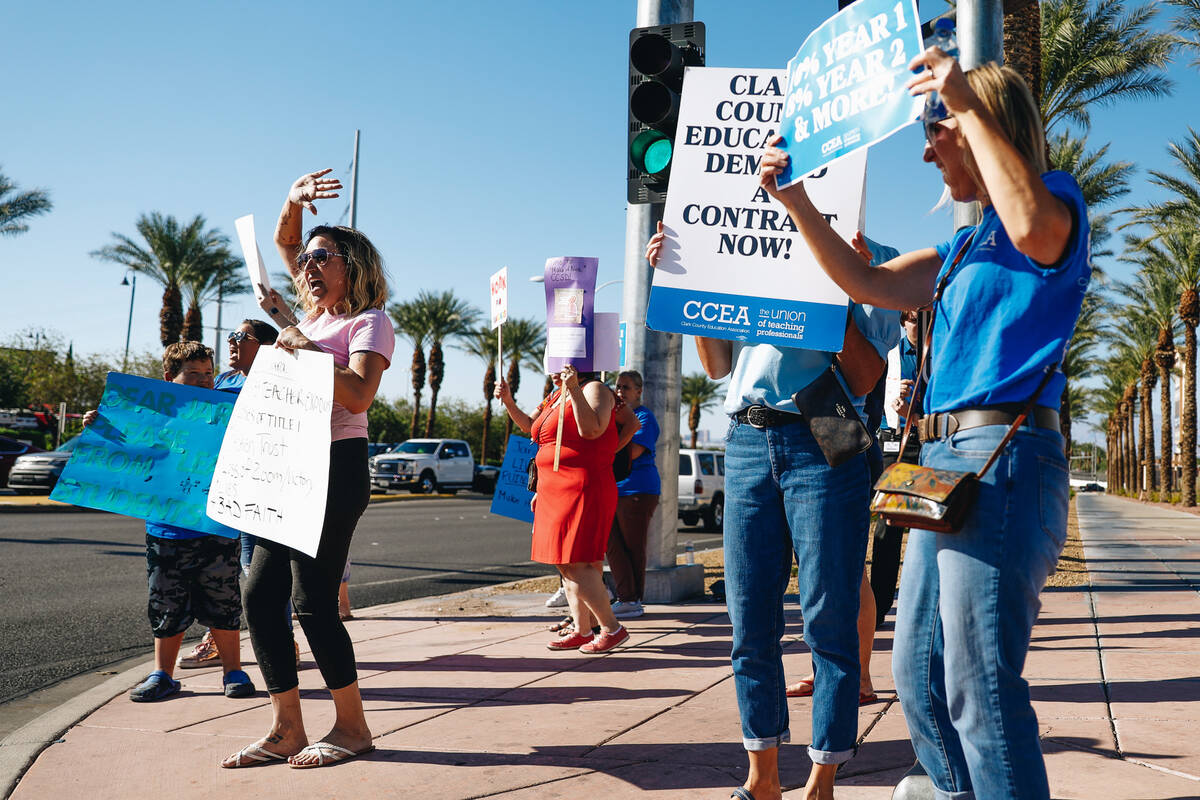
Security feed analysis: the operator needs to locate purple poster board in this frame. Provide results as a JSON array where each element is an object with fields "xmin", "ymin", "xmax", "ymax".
[{"xmin": 543, "ymin": 256, "xmax": 598, "ymax": 372}]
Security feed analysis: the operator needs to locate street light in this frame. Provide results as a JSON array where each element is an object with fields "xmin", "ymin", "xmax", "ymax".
[{"xmin": 121, "ymin": 272, "xmax": 136, "ymax": 372}]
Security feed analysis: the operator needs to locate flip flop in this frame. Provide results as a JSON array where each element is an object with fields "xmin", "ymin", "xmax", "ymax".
[
  {"xmin": 288, "ymin": 741, "xmax": 376, "ymax": 769},
  {"xmin": 731, "ymin": 787, "xmax": 757, "ymax": 800},
  {"xmin": 860, "ymin": 690, "xmax": 880, "ymax": 705},
  {"xmin": 221, "ymin": 743, "xmax": 289, "ymax": 769},
  {"xmin": 785, "ymin": 678, "xmax": 814, "ymax": 698}
]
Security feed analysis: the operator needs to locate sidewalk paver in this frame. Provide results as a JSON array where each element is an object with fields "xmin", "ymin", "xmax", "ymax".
[{"xmin": 4, "ymin": 493, "xmax": 1200, "ymax": 798}]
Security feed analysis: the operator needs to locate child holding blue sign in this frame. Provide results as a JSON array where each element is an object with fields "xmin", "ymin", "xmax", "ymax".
[{"xmin": 760, "ymin": 51, "xmax": 1088, "ymax": 800}]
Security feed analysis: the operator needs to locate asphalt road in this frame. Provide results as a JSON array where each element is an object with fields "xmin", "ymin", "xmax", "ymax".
[{"xmin": 0, "ymin": 495, "xmax": 721, "ymax": 736}]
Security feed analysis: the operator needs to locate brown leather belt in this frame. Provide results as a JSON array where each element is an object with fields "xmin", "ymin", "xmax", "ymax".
[
  {"xmin": 917, "ymin": 404, "xmax": 1060, "ymax": 443},
  {"xmin": 734, "ymin": 404, "xmax": 804, "ymax": 429}
]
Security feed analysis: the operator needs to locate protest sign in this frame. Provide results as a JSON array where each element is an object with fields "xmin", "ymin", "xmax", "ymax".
[
  {"xmin": 489, "ymin": 435, "xmax": 537, "ymax": 523},
  {"xmin": 776, "ymin": 0, "xmax": 923, "ymax": 186},
  {"xmin": 618, "ymin": 321, "xmax": 627, "ymax": 369},
  {"xmin": 51, "ymin": 373, "xmax": 240, "ymax": 537},
  {"xmin": 235, "ymin": 214, "xmax": 272, "ymax": 303},
  {"xmin": 206, "ymin": 347, "xmax": 333, "ymax": 557},
  {"xmin": 544, "ymin": 257, "xmax": 598, "ymax": 372},
  {"xmin": 593, "ymin": 313, "xmax": 621, "ymax": 373},
  {"xmin": 490, "ymin": 267, "xmax": 509, "ymax": 329},
  {"xmin": 647, "ymin": 67, "xmax": 866, "ymax": 352}
]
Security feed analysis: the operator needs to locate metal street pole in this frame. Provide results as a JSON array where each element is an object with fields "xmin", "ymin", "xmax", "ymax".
[
  {"xmin": 213, "ymin": 284, "xmax": 224, "ymax": 372},
  {"xmin": 623, "ymin": 0, "xmax": 694, "ymax": 601},
  {"xmin": 349, "ymin": 130, "xmax": 361, "ymax": 229},
  {"xmin": 122, "ymin": 273, "xmax": 136, "ymax": 372}
]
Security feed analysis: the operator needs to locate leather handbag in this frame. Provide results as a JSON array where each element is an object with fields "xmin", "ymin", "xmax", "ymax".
[{"xmin": 791, "ymin": 363, "xmax": 873, "ymax": 468}]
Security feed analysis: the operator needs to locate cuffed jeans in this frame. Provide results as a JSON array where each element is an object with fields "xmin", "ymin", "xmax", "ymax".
[
  {"xmin": 893, "ymin": 425, "xmax": 1068, "ymax": 800},
  {"xmin": 723, "ymin": 417, "xmax": 869, "ymax": 764}
]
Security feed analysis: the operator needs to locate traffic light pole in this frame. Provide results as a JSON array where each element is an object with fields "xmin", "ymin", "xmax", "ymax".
[{"xmin": 621, "ymin": 0, "xmax": 701, "ymax": 603}]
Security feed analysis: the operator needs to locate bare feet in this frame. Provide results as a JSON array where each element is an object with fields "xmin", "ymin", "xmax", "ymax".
[{"xmin": 287, "ymin": 726, "xmax": 373, "ymax": 767}]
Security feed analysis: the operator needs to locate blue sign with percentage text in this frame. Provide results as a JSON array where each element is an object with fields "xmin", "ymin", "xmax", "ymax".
[{"xmin": 776, "ymin": 0, "xmax": 923, "ymax": 186}]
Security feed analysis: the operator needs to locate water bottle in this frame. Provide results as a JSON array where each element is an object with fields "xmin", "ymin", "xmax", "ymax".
[
  {"xmin": 922, "ymin": 18, "xmax": 959, "ymax": 124},
  {"xmin": 685, "ymin": 540, "xmax": 695, "ymax": 565}
]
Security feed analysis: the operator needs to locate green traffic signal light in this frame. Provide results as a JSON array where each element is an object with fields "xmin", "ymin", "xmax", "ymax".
[{"xmin": 631, "ymin": 129, "xmax": 673, "ymax": 181}]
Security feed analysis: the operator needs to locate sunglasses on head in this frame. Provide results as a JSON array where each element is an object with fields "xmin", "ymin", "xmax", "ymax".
[
  {"xmin": 296, "ymin": 248, "xmax": 347, "ymax": 269},
  {"xmin": 227, "ymin": 331, "xmax": 257, "ymax": 343}
]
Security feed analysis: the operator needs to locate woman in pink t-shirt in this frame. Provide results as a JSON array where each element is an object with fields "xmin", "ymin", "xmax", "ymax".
[{"xmin": 223, "ymin": 169, "xmax": 394, "ymax": 770}]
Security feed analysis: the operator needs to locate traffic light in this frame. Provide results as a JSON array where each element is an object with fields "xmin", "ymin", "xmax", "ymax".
[{"xmin": 627, "ymin": 22, "xmax": 705, "ymax": 204}]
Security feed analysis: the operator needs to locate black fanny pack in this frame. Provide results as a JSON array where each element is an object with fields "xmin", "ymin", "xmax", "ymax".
[{"xmin": 791, "ymin": 364, "xmax": 873, "ymax": 468}]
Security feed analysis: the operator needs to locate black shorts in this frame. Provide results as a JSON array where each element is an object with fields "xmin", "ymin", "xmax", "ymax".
[{"xmin": 145, "ymin": 534, "xmax": 242, "ymax": 638}]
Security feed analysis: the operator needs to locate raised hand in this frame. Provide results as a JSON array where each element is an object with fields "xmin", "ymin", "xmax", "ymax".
[
  {"xmin": 758, "ymin": 135, "xmax": 812, "ymax": 207},
  {"xmin": 646, "ymin": 220, "xmax": 667, "ymax": 268},
  {"xmin": 905, "ymin": 48, "xmax": 975, "ymax": 116},
  {"xmin": 287, "ymin": 168, "xmax": 342, "ymax": 215},
  {"xmin": 494, "ymin": 379, "xmax": 513, "ymax": 404}
]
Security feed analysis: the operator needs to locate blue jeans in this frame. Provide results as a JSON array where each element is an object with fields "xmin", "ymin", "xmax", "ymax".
[
  {"xmin": 893, "ymin": 425, "xmax": 1068, "ymax": 800},
  {"xmin": 723, "ymin": 417, "xmax": 869, "ymax": 763}
]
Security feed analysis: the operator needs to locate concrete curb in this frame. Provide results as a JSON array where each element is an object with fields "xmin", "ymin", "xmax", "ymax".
[
  {"xmin": 0, "ymin": 491, "xmax": 481, "ymax": 513},
  {"xmin": 0, "ymin": 656, "xmax": 154, "ymax": 800}
]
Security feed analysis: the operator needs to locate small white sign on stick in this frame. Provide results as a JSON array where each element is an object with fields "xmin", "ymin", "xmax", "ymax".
[
  {"xmin": 490, "ymin": 267, "xmax": 509, "ymax": 329},
  {"xmin": 234, "ymin": 214, "xmax": 272, "ymax": 302},
  {"xmin": 206, "ymin": 347, "xmax": 334, "ymax": 557}
]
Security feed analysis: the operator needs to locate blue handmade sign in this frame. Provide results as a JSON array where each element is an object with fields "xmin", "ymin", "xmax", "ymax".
[
  {"xmin": 489, "ymin": 434, "xmax": 538, "ymax": 524},
  {"xmin": 50, "ymin": 372, "xmax": 240, "ymax": 538},
  {"xmin": 776, "ymin": 0, "xmax": 923, "ymax": 187}
]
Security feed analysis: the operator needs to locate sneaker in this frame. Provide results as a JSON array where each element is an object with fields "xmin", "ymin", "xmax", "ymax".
[
  {"xmin": 223, "ymin": 669, "xmax": 256, "ymax": 698},
  {"xmin": 130, "ymin": 670, "xmax": 180, "ymax": 702},
  {"xmin": 547, "ymin": 631, "xmax": 595, "ymax": 650},
  {"xmin": 177, "ymin": 631, "xmax": 219, "ymax": 669},
  {"xmin": 580, "ymin": 626, "xmax": 629, "ymax": 654},
  {"xmin": 611, "ymin": 600, "xmax": 644, "ymax": 619},
  {"xmin": 544, "ymin": 586, "xmax": 568, "ymax": 608}
]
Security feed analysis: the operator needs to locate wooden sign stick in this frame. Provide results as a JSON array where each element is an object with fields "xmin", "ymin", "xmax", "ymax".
[{"xmin": 553, "ymin": 391, "xmax": 565, "ymax": 472}]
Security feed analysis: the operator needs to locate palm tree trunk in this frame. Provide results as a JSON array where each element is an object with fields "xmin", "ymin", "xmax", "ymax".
[
  {"xmin": 1158, "ymin": 363, "xmax": 1174, "ymax": 498},
  {"xmin": 425, "ymin": 341, "xmax": 444, "ymax": 438},
  {"xmin": 1003, "ymin": 0, "xmax": 1042, "ymax": 107},
  {"xmin": 160, "ymin": 284, "xmax": 183, "ymax": 346},
  {"xmin": 182, "ymin": 305, "xmax": 203, "ymax": 342},
  {"xmin": 1185, "ymin": 326, "xmax": 1198, "ymax": 506},
  {"xmin": 482, "ymin": 362, "xmax": 496, "ymax": 465},
  {"xmin": 1141, "ymin": 378, "xmax": 1155, "ymax": 497},
  {"xmin": 410, "ymin": 346, "xmax": 426, "ymax": 441},
  {"xmin": 1061, "ymin": 391, "xmax": 1072, "ymax": 459}
]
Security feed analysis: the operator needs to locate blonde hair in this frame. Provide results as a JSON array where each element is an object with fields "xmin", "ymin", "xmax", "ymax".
[
  {"xmin": 162, "ymin": 341, "xmax": 213, "ymax": 377},
  {"xmin": 296, "ymin": 225, "xmax": 390, "ymax": 317},
  {"xmin": 958, "ymin": 63, "xmax": 1048, "ymax": 191}
]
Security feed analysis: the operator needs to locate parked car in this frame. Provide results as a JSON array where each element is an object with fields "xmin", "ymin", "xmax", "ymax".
[
  {"xmin": 1080, "ymin": 482, "xmax": 1104, "ymax": 493},
  {"xmin": 369, "ymin": 439, "xmax": 476, "ymax": 494},
  {"xmin": 677, "ymin": 448, "xmax": 725, "ymax": 531},
  {"xmin": 0, "ymin": 435, "xmax": 44, "ymax": 486},
  {"xmin": 7, "ymin": 435, "xmax": 81, "ymax": 494},
  {"xmin": 473, "ymin": 464, "xmax": 500, "ymax": 494}
]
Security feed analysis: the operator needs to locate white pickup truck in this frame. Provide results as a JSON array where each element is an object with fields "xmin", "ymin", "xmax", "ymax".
[{"xmin": 368, "ymin": 438, "xmax": 476, "ymax": 494}]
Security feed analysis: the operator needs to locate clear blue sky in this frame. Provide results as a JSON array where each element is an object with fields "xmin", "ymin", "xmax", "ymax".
[{"xmin": 6, "ymin": 1, "xmax": 1197, "ymax": 442}]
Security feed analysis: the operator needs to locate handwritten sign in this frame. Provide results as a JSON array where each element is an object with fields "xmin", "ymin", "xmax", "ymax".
[
  {"xmin": 647, "ymin": 67, "xmax": 865, "ymax": 352},
  {"xmin": 50, "ymin": 373, "xmax": 240, "ymax": 537},
  {"xmin": 544, "ymin": 257, "xmax": 599, "ymax": 372},
  {"xmin": 489, "ymin": 435, "xmax": 537, "ymax": 523},
  {"xmin": 776, "ymin": 0, "xmax": 923, "ymax": 186},
  {"xmin": 235, "ymin": 214, "xmax": 272, "ymax": 303},
  {"xmin": 206, "ymin": 347, "xmax": 333, "ymax": 557},
  {"xmin": 490, "ymin": 267, "xmax": 509, "ymax": 329}
]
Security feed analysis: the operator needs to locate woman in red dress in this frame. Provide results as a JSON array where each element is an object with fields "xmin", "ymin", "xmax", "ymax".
[{"xmin": 497, "ymin": 364, "xmax": 629, "ymax": 654}]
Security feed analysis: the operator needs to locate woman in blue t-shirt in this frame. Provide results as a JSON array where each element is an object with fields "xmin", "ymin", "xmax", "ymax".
[
  {"xmin": 607, "ymin": 370, "xmax": 661, "ymax": 619},
  {"xmin": 761, "ymin": 53, "xmax": 1089, "ymax": 800}
]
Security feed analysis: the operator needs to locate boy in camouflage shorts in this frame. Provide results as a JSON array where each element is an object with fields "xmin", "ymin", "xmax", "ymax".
[{"xmin": 127, "ymin": 342, "xmax": 256, "ymax": 702}]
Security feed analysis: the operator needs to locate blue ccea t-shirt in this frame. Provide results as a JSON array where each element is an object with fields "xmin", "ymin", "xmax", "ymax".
[
  {"xmin": 926, "ymin": 170, "xmax": 1090, "ymax": 414},
  {"xmin": 617, "ymin": 405, "xmax": 661, "ymax": 496}
]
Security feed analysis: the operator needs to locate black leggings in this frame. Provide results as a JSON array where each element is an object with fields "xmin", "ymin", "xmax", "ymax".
[{"xmin": 244, "ymin": 438, "xmax": 370, "ymax": 694}]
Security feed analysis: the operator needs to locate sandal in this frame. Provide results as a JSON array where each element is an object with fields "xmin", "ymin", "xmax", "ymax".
[
  {"xmin": 221, "ymin": 743, "xmax": 289, "ymax": 769},
  {"xmin": 548, "ymin": 615, "xmax": 573, "ymax": 633},
  {"xmin": 731, "ymin": 787, "xmax": 757, "ymax": 800},
  {"xmin": 860, "ymin": 690, "xmax": 880, "ymax": 705},
  {"xmin": 288, "ymin": 741, "xmax": 376, "ymax": 769},
  {"xmin": 785, "ymin": 678, "xmax": 814, "ymax": 698}
]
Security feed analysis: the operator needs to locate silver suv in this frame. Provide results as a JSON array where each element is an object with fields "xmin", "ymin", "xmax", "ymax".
[{"xmin": 369, "ymin": 439, "xmax": 475, "ymax": 494}]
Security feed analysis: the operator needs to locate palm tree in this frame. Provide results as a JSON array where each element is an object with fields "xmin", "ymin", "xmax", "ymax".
[
  {"xmin": 409, "ymin": 290, "xmax": 481, "ymax": 437},
  {"xmin": 0, "ymin": 168, "xmax": 52, "ymax": 237},
  {"xmin": 1061, "ymin": 290, "xmax": 1104, "ymax": 455},
  {"xmin": 456, "ymin": 325, "xmax": 500, "ymax": 463},
  {"xmin": 1039, "ymin": 0, "xmax": 1176, "ymax": 135},
  {"xmin": 497, "ymin": 317, "xmax": 546, "ymax": 444},
  {"xmin": 1004, "ymin": 0, "xmax": 1042, "ymax": 106},
  {"xmin": 388, "ymin": 299, "xmax": 429, "ymax": 440},
  {"xmin": 92, "ymin": 213, "xmax": 232, "ymax": 346},
  {"xmin": 1167, "ymin": 0, "xmax": 1200, "ymax": 69},
  {"xmin": 180, "ymin": 248, "xmax": 249, "ymax": 342},
  {"xmin": 680, "ymin": 373, "xmax": 723, "ymax": 448}
]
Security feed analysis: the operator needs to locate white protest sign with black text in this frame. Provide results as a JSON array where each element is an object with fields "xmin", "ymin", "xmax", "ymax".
[
  {"xmin": 234, "ymin": 214, "xmax": 272, "ymax": 303},
  {"xmin": 647, "ymin": 67, "xmax": 865, "ymax": 352},
  {"xmin": 206, "ymin": 347, "xmax": 333, "ymax": 557}
]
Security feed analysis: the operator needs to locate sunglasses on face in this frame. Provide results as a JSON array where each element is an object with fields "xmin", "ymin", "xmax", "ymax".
[
  {"xmin": 228, "ymin": 331, "xmax": 257, "ymax": 343},
  {"xmin": 296, "ymin": 248, "xmax": 347, "ymax": 269}
]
